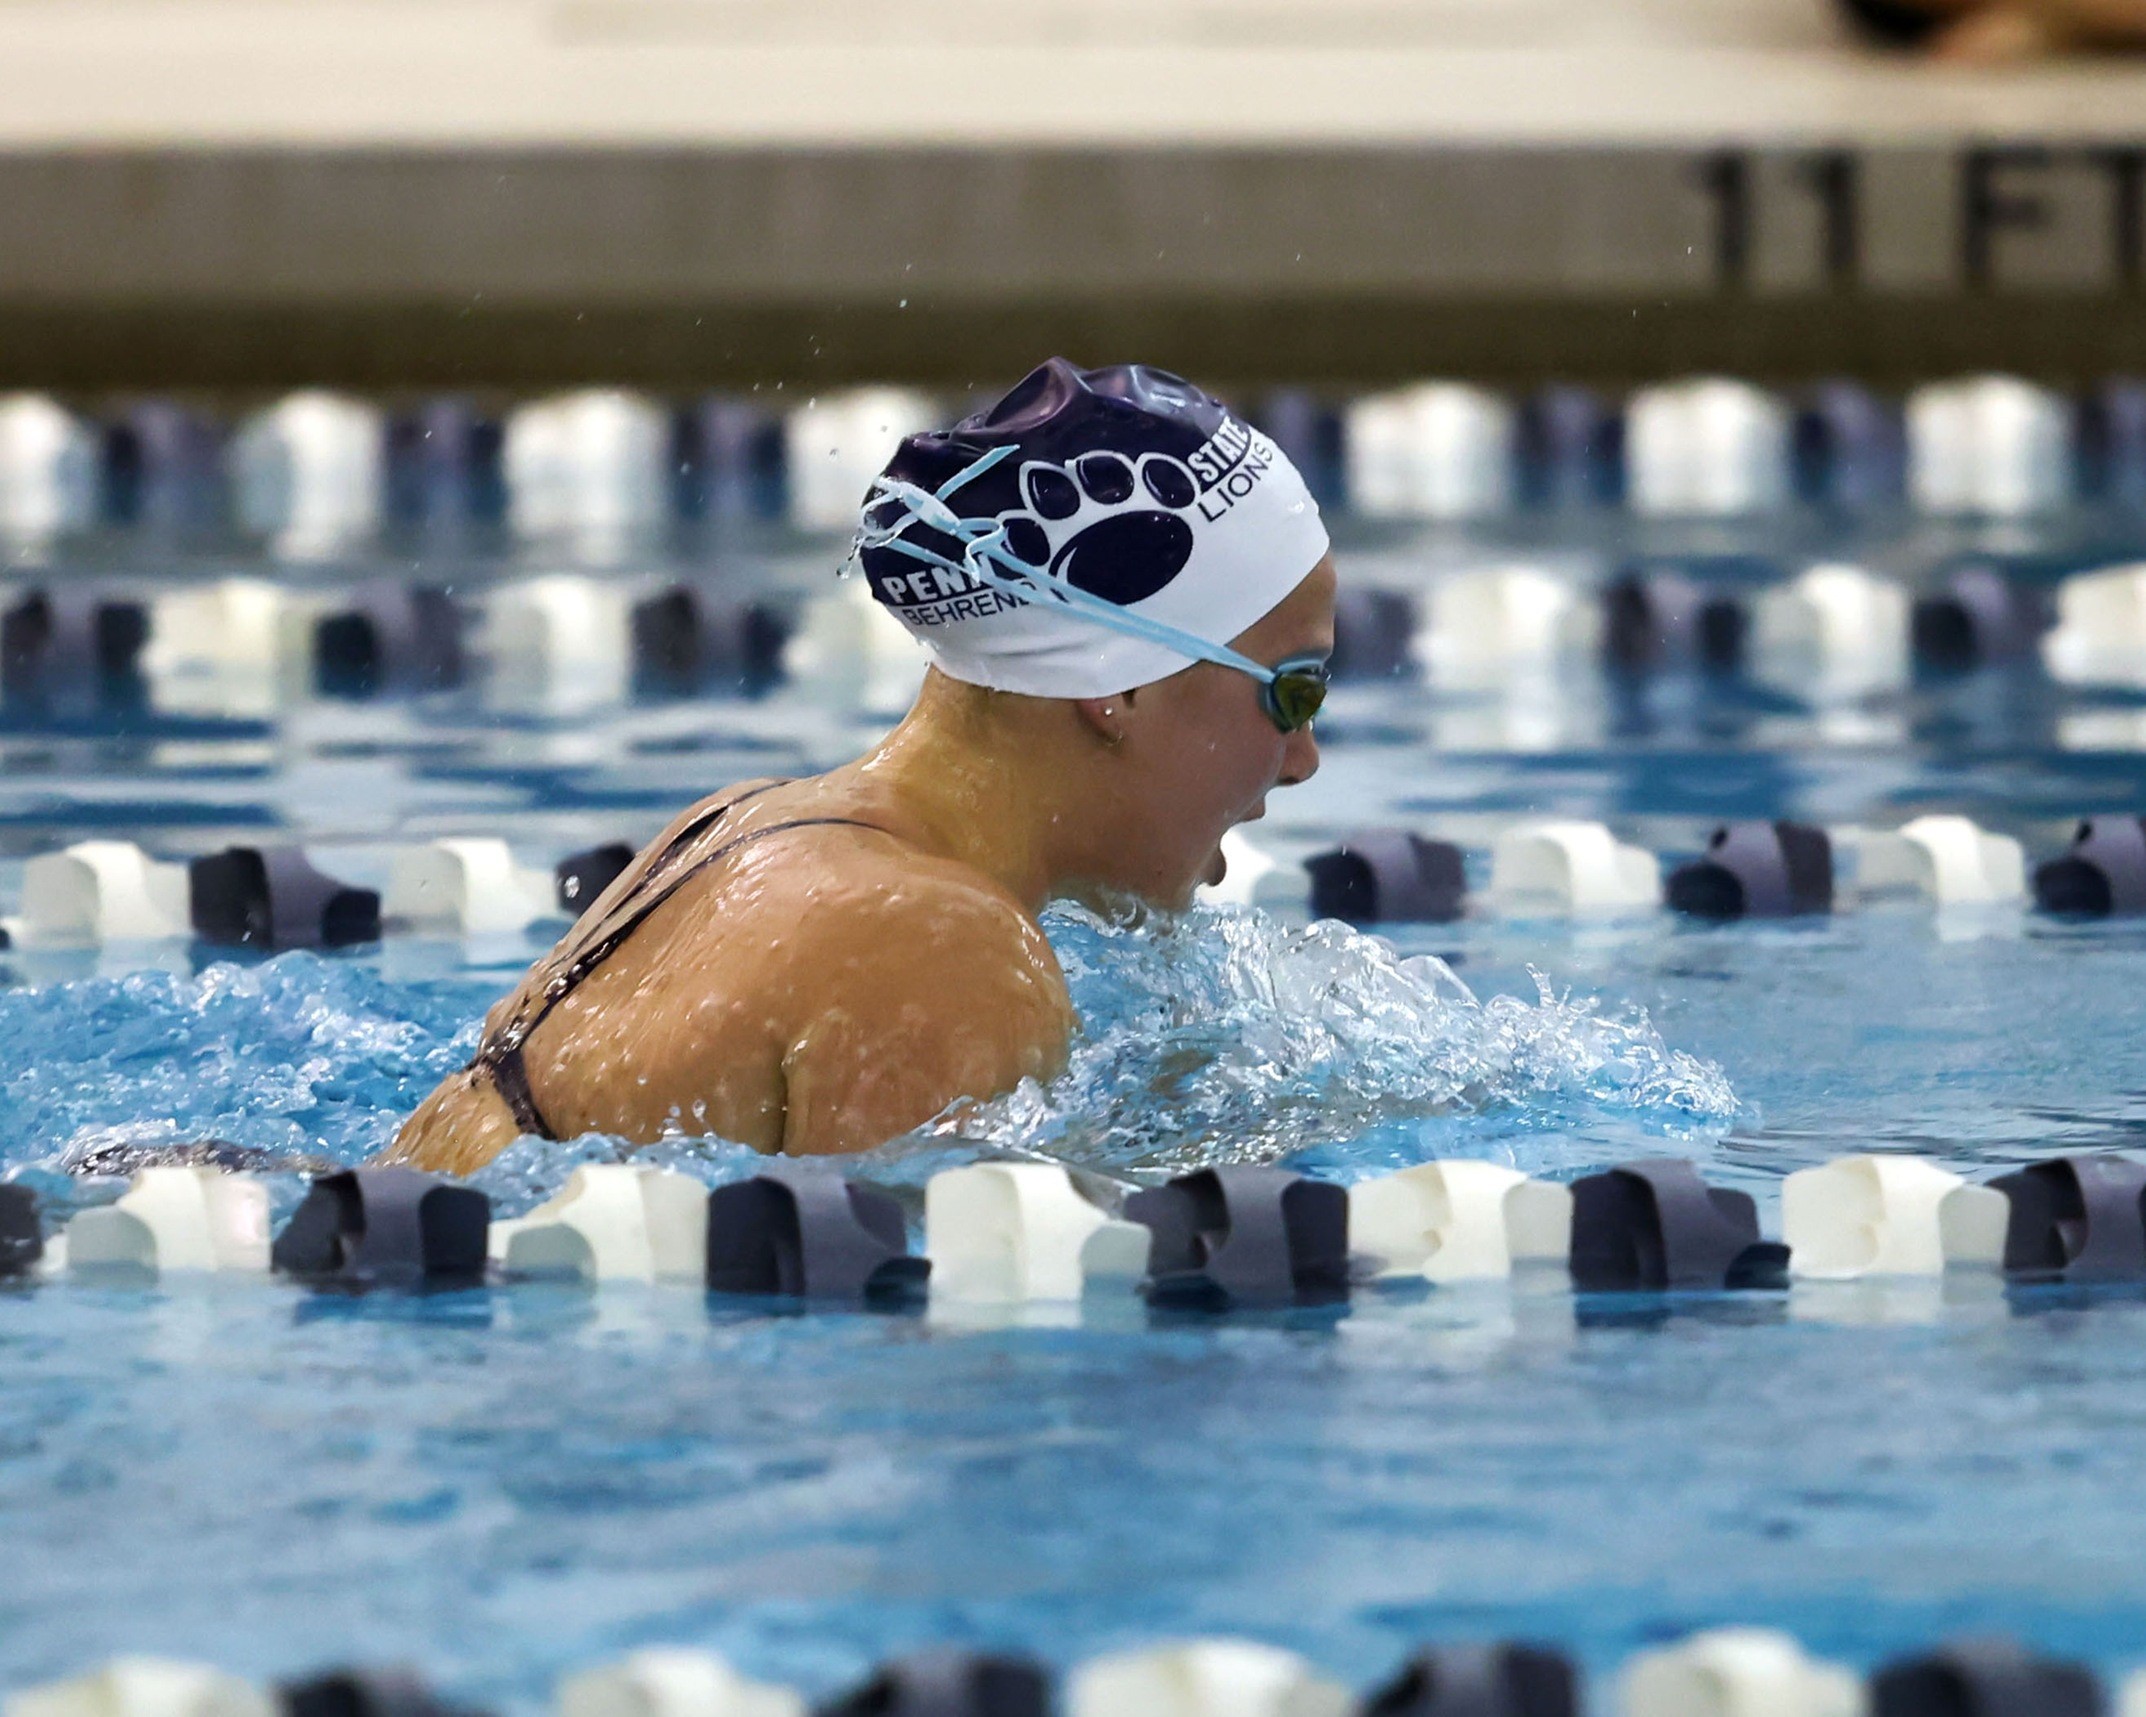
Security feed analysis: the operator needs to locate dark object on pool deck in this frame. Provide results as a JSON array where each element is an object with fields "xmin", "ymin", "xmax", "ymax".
[
  {"xmin": 1, "ymin": 586, "xmax": 151, "ymax": 704},
  {"xmin": 813, "ymin": 1649, "xmax": 1052, "ymax": 1717},
  {"xmin": 705, "ymin": 1165, "xmax": 929, "ymax": 1301},
  {"xmin": 313, "ymin": 583, "xmax": 466, "ymax": 698},
  {"xmin": 1127, "ymin": 1167, "xmax": 1350, "ymax": 1308},
  {"xmin": 555, "ymin": 842, "xmax": 636, "ymax": 916},
  {"xmin": 1569, "ymin": 1159, "xmax": 1789, "ymax": 1291},
  {"xmin": 2032, "ymin": 817, "xmax": 2146, "ymax": 917},
  {"xmin": 1910, "ymin": 568, "xmax": 2054, "ymax": 671},
  {"xmin": 1666, "ymin": 821, "xmax": 1833, "ymax": 920},
  {"xmin": 1361, "ymin": 1643, "xmax": 1579, "ymax": 1717},
  {"xmin": 272, "ymin": 1169, "xmax": 491, "ymax": 1287},
  {"xmin": 189, "ymin": 847, "xmax": 382, "ymax": 949},
  {"xmin": 1305, "ymin": 830, "xmax": 1466, "ymax": 924},
  {"xmin": 1871, "ymin": 1639, "xmax": 2104, "ymax": 1717},
  {"xmin": 1601, "ymin": 570, "xmax": 1746, "ymax": 674},
  {"xmin": 1833, "ymin": 0, "xmax": 1947, "ymax": 46},
  {"xmin": 0, "ymin": 1184, "xmax": 43, "ymax": 1278},
  {"xmin": 1987, "ymin": 1155, "xmax": 2146, "ymax": 1282},
  {"xmin": 281, "ymin": 1668, "xmax": 493, "ymax": 1717},
  {"xmin": 1328, "ymin": 587, "xmax": 1418, "ymax": 682}
]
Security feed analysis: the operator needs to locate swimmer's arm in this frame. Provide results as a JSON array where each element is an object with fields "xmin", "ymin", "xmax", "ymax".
[{"xmin": 772, "ymin": 880, "xmax": 1073, "ymax": 1157}]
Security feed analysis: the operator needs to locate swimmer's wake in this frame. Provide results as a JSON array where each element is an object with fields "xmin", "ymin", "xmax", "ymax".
[
  {"xmin": 897, "ymin": 901, "xmax": 1738, "ymax": 1178},
  {"xmin": 0, "ymin": 905, "xmax": 1734, "ymax": 1213}
]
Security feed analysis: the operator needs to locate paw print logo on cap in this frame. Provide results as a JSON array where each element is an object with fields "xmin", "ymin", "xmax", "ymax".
[{"xmin": 1000, "ymin": 451, "xmax": 1203, "ymax": 607}]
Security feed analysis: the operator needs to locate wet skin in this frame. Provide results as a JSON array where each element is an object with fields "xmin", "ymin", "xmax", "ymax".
[{"xmin": 388, "ymin": 556, "xmax": 1337, "ymax": 1174}]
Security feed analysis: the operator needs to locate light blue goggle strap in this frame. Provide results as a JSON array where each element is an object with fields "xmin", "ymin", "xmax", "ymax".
[{"xmin": 847, "ymin": 442, "xmax": 1284, "ymax": 686}]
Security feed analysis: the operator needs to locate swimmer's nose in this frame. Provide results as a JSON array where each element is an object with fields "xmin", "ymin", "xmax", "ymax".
[{"xmin": 1278, "ymin": 723, "xmax": 1320, "ymax": 787}]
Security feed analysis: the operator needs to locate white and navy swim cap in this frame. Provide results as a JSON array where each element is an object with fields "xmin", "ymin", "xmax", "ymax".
[{"xmin": 855, "ymin": 359, "xmax": 1330, "ymax": 698}]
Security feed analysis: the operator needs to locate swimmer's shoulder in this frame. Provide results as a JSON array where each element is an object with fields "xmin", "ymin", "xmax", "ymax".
[
  {"xmin": 713, "ymin": 821, "xmax": 1070, "ymax": 1014},
  {"xmin": 764, "ymin": 850, "xmax": 1071, "ymax": 1154}
]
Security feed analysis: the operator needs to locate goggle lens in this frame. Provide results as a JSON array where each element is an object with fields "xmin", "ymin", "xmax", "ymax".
[{"xmin": 1261, "ymin": 658, "xmax": 1329, "ymax": 733}]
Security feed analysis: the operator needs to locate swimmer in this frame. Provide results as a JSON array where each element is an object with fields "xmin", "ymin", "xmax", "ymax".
[{"xmin": 389, "ymin": 359, "xmax": 1335, "ymax": 1174}]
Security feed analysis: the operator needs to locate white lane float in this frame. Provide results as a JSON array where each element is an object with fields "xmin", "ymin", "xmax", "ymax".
[
  {"xmin": 1416, "ymin": 565, "xmax": 1578, "ymax": 689},
  {"xmin": 1343, "ymin": 383, "xmax": 1516, "ymax": 519},
  {"xmin": 1196, "ymin": 829, "xmax": 1304, "ymax": 912},
  {"xmin": 2043, "ymin": 563, "xmax": 2146, "ymax": 689},
  {"xmin": 1907, "ymin": 374, "xmax": 2072, "ymax": 517},
  {"xmin": 925, "ymin": 1163, "xmax": 1151, "ymax": 1302},
  {"xmin": 1348, "ymin": 1162, "xmax": 1573, "ymax": 1283},
  {"xmin": 505, "ymin": 389, "xmax": 672, "ymax": 547},
  {"xmin": 232, "ymin": 391, "xmax": 385, "ymax": 557},
  {"xmin": 0, "ymin": 393, "xmax": 97, "ymax": 545},
  {"xmin": 384, "ymin": 838, "xmax": 559, "ymax": 936},
  {"xmin": 1840, "ymin": 815, "xmax": 2026, "ymax": 908},
  {"xmin": 18, "ymin": 841, "xmax": 192, "ymax": 946},
  {"xmin": 1489, "ymin": 820, "xmax": 1661, "ymax": 916},
  {"xmin": 1782, "ymin": 1155, "xmax": 2011, "ymax": 1280},
  {"xmin": 557, "ymin": 1649, "xmax": 806, "ymax": 1717},
  {"xmin": 1625, "ymin": 379, "xmax": 1790, "ymax": 518},
  {"xmin": 785, "ymin": 388, "xmax": 941, "ymax": 533},
  {"xmin": 64, "ymin": 1168, "xmax": 273, "ymax": 1276},
  {"xmin": 489, "ymin": 1165, "xmax": 712, "ymax": 1283},
  {"xmin": 4, "ymin": 1660, "xmax": 277, "ymax": 1717},
  {"xmin": 1066, "ymin": 1640, "xmax": 1353, "ymax": 1717},
  {"xmin": 1621, "ymin": 1629, "xmax": 1863, "ymax": 1717},
  {"xmin": 476, "ymin": 574, "xmax": 635, "ymax": 713},
  {"xmin": 140, "ymin": 577, "xmax": 295, "ymax": 716},
  {"xmin": 1748, "ymin": 563, "xmax": 1910, "ymax": 698},
  {"xmin": 781, "ymin": 576, "xmax": 928, "ymax": 717}
]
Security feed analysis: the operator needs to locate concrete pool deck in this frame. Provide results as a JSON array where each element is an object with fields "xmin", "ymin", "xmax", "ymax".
[{"xmin": 0, "ymin": 0, "xmax": 2141, "ymax": 388}]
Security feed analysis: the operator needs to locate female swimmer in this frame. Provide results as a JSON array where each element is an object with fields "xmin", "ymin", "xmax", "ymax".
[{"xmin": 391, "ymin": 359, "xmax": 1335, "ymax": 1172}]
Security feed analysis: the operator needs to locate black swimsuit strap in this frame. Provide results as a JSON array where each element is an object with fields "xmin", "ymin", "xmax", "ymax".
[{"xmin": 469, "ymin": 787, "xmax": 885, "ymax": 1141}]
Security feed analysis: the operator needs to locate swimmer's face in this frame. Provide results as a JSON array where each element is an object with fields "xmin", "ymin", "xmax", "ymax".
[{"xmin": 1108, "ymin": 555, "xmax": 1336, "ymax": 910}]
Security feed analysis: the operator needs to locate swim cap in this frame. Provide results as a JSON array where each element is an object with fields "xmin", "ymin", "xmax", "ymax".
[{"xmin": 852, "ymin": 359, "xmax": 1330, "ymax": 698}]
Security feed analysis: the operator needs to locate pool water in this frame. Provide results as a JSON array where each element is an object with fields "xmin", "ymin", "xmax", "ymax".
[{"xmin": 5, "ymin": 508, "xmax": 2146, "ymax": 1706}]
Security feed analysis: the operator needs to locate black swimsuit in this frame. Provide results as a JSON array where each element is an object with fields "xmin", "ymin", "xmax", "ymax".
[{"xmin": 468, "ymin": 782, "xmax": 883, "ymax": 1141}]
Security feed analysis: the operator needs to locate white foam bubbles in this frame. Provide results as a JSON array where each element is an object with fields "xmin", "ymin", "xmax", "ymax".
[{"xmin": 914, "ymin": 901, "xmax": 1737, "ymax": 1175}]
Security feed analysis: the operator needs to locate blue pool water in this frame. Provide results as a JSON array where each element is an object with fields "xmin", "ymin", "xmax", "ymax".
[{"xmin": 5, "ymin": 503, "xmax": 2146, "ymax": 1705}]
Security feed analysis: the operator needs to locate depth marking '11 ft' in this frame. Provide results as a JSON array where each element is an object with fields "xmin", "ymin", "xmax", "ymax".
[{"xmin": 1698, "ymin": 147, "xmax": 2146, "ymax": 290}]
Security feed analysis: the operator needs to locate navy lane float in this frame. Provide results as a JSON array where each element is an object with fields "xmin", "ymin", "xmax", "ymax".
[
  {"xmin": 1126, "ymin": 1167, "xmax": 1352, "ymax": 1309},
  {"xmin": 1568, "ymin": 1159, "xmax": 1789, "ymax": 1292},
  {"xmin": 1304, "ymin": 831, "xmax": 1467, "ymax": 925},
  {"xmin": 271, "ymin": 1168, "xmax": 491, "ymax": 1288},
  {"xmin": 703, "ymin": 1165, "xmax": 929, "ymax": 1302},
  {"xmin": 189, "ymin": 847, "xmax": 381, "ymax": 950},
  {"xmin": 1666, "ymin": 822, "xmax": 1834, "ymax": 921}
]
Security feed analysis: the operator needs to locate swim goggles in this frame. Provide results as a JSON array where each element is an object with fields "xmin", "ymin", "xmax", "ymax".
[{"xmin": 850, "ymin": 443, "xmax": 1329, "ymax": 735}]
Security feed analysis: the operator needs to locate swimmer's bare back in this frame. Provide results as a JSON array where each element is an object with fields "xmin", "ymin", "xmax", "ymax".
[{"xmin": 387, "ymin": 775, "xmax": 1074, "ymax": 1177}]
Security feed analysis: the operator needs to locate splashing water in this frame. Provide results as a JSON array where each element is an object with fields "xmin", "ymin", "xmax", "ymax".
[
  {"xmin": 0, "ymin": 954, "xmax": 482, "ymax": 1216},
  {"xmin": 900, "ymin": 900, "xmax": 1737, "ymax": 1180},
  {"xmin": 0, "ymin": 903, "xmax": 1735, "ymax": 1209}
]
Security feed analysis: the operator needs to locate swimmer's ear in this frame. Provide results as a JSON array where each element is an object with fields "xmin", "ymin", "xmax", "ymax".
[{"xmin": 1074, "ymin": 692, "xmax": 1133, "ymax": 750}]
